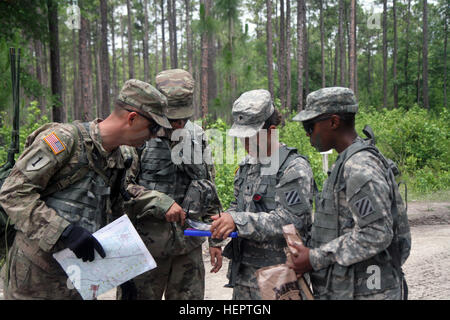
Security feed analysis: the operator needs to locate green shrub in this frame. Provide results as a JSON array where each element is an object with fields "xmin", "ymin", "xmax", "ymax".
[
  {"xmin": 212, "ymin": 106, "xmax": 449, "ymax": 209},
  {"xmin": 1, "ymin": 104, "xmax": 448, "ymax": 209}
]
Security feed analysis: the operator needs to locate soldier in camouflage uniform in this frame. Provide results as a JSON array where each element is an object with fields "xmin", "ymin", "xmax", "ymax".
[
  {"xmin": 129, "ymin": 69, "xmax": 223, "ymax": 300},
  {"xmin": 0, "ymin": 80, "xmax": 187, "ymax": 300},
  {"xmin": 288, "ymin": 87, "xmax": 411, "ymax": 300},
  {"xmin": 210, "ymin": 89, "xmax": 315, "ymax": 300}
]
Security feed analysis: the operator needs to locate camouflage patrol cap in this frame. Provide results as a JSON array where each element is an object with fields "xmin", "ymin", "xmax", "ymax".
[
  {"xmin": 292, "ymin": 87, "xmax": 358, "ymax": 122},
  {"xmin": 117, "ymin": 79, "xmax": 171, "ymax": 128},
  {"xmin": 228, "ymin": 89, "xmax": 275, "ymax": 138},
  {"xmin": 156, "ymin": 69, "xmax": 195, "ymax": 120}
]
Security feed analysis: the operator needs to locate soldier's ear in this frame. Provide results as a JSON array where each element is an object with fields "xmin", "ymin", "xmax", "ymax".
[
  {"xmin": 127, "ymin": 111, "xmax": 138, "ymax": 126},
  {"xmin": 330, "ymin": 114, "xmax": 341, "ymax": 130}
]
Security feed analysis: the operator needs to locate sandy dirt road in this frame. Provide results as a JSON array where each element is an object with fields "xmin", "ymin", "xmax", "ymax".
[
  {"xmin": 1, "ymin": 201, "xmax": 449, "ymax": 300},
  {"xmin": 202, "ymin": 201, "xmax": 450, "ymax": 300}
]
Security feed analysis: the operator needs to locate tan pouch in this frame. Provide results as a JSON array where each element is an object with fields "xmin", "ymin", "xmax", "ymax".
[
  {"xmin": 256, "ymin": 264, "xmax": 302, "ymax": 300},
  {"xmin": 282, "ymin": 224, "xmax": 315, "ymax": 300}
]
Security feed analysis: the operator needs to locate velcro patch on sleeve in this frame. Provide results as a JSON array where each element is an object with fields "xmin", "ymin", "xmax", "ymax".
[
  {"xmin": 354, "ymin": 196, "xmax": 375, "ymax": 218},
  {"xmin": 285, "ymin": 189, "xmax": 302, "ymax": 206},
  {"xmin": 26, "ymin": 151, "xmax": 50, "ymax": 171},
  {"xmin": 43, "ymin": 132, "xmax": 66, "ymax": 155}
]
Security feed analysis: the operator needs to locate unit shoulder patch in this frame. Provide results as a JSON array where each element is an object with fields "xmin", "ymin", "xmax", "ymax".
[
  {"xmin": 354, "ymin": 196, "xmax": 375, "ymax": 218},
  {"xmin": 285, "ymin": 189, "xmax": 302, "ymax": 206},
  {"xmin": 26, "ymin": 151, "xmax": 51, "ymax": 171}
]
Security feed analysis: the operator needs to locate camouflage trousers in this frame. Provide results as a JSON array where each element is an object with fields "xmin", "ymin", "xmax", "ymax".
[
  {"xmin": 128, "ymin": 245, "xmax": 205, "ymax": 300},
  {"xmin": 1, "ymin": 238, "xmax": 81, "ymax": 300},
  {"xmin": 354, "ymin": 286, "xmax": 402, "ymax": 300},
  {"xmin": 313, "ymin": 283, "xmax": 403, "ymax": 300},
  {"xmin": 232, "ymin": 284, "xmax": 262, "ymax": 300},
  {"xmin": 229, "ymin": 263, "xmax": 263, "ymax": 300}
]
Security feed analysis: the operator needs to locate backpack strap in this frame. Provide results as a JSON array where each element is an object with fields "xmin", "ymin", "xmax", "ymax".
[{"xmin": 75, "ymin": 121, "xmax": 112, "ymax": 187}]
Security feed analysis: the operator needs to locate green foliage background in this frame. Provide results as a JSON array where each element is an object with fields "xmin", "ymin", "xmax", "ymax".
[
  {"xmin": 1, "ymin": 101, "xmax": 449, "ymax": 210},
  {"xmin": 210, "ymin": 106, "xmax": 450, "ymax": 209}
]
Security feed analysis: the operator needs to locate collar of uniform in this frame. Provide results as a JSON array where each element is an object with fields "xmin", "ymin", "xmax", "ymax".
[
  {"xmin": 90, "ymin": 119, "xmax": 125, "ymax": 169},
  {"xmin": 337, "ymin": 135, "xmax": 364, "ymax": 156}
]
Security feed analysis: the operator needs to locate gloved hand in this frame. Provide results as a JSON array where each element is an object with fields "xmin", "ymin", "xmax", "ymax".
[
  {"xmin": 60, "ymin": 224, "xmax": 106, "ymax": 262},
  {"xmin": 120, "ymin": 280, "xmax": 137, "ymax": 300}
]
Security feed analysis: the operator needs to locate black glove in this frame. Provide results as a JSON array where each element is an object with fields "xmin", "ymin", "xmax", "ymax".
[
  {"xmin": 120, "ymin": 280, "xmax": 137, "ymax": 300},
  {"xmin": 60, "ymin": 224, "xmax": 106, "ymax": 262}
]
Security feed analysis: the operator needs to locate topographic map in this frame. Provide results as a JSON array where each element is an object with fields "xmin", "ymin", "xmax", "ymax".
[{"xmin": 53, "ymin": 215, "xmax": 156, "ymax": 300}]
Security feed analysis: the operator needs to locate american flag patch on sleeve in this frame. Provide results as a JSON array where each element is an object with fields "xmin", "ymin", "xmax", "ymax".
[{"xmin": 43, "ymin": 132, "xmax": 66, "ymax": 155}]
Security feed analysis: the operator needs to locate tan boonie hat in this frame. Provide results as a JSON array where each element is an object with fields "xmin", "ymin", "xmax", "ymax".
[
  {"xmin": 156, "ymin": 69, "xmax": 195, "ymax": 120},
  {"xmin": 292, "ymin": 87, "xmax": 358, "ymax": 122},
  {"xmin": 228, "ymin": 89, "xmax": 275, "ymax": 138},
  {"xmin": 118, "ymin": 79, "xmax": 171, "ymax": 128}
]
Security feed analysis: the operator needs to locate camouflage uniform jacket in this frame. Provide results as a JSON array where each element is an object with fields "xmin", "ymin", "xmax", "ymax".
[
  {"xmin": 134, "ymin": 120, "xmax": 223, "ymax": 258},
  {"xmin": 0, "ymin": 120, "xmax": 174, "ymax": 272},
  {"xmin": 225, "ymin": 144, "xmax": 314, "ymax": 288},
  {"xmin": 309, "ymin": 136, "xmax": 410, "ymax": 299}
]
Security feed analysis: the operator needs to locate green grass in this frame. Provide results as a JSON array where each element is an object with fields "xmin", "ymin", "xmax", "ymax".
[{"xmin": 407, "ymin": 189, "xmax": 450, "ymax": 202}]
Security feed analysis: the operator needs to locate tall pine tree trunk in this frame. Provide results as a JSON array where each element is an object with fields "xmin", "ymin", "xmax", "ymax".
[
  {"xmin": 382, "ymin": 0, "xmax": 388, "ymax": 108},
  {"xmin": 154, "ymin": 0, "xmax": 159, "ymax": 76},
  {"xmin": 173, "ymin": 0, "xmax": 178, "ymax": 68},
  {"xmin": 444, "ymin": 8, "xmax": 448, "ymax": 109},
  {"xmin": 185, "ymin": 0, "xmax": 193, "ymax": 74},
  {"xmin": 297, "ymin": 0, "xmax": 305, "ymax": 111},
  {"xmin": 286, "ymin": 0, "xmax": 291, "ymax": 110},
  {"xmin": 167, "ymin": 0, "xmax": 174, "ymax": 68},
  {"xmin": 208, "ymin": 33, "xmax": 217, "ymax": 103},
  {"xmin": 417, "ymin": 50, "xmax": 421, "ymax": 105},
  {"xmin": 349, "ymin": 0, "xmax": 356, "ymax": 94},
  {"xmin": 93, "ymin": 22, "xmax": 102, "ymax": 116},
  {"xmin": 279, "ymin": 0, "xmax": 286, "ymax": 110},
  {"xmin": 78, "ymin": 3, "xmax": 92, "ymax": 121},
  {"xmin": 110, "ymin": 3, "xmax": 118, "ymax": 100},
  {"xmin": 34, "ymin": 39, "xmax": 46, "ymax": 116},
  {"xmin": 303, "ymin": 3, "xmax": 309, "ymax": 97},
  {"xmin": 404, "ymin": 0, "xmax": 411, "ymax": 108},
  {"xmin": 393, "ymin": 0, "xmax": 398, "ymax": 108},
  {"xmin": 229, "ymin": 17, "xmax": 237, "ymax": 103},
  {"xmin": 47, "ymin": 0, "xmax": 63, "ymax": 122},
  {"xmin": 161, "ymin": 0, "xmax": 167, "ymax": 70},
  {"xmin": 200, "ymin": 0, "xmax": 211, "ymax": 124},
  {"xmin": 367, "ymin": 41, "xmax": 372, "ymax": 97},
  {"xmin": 422, "ymin": 0, "xmax": 429, "ymax": 110},
  {"xmin": 72, "ymin": 29, "xmax": 80, "ymax": 121},
  {"xmin": 320, "ymin": 0, "xmax": 326, "ymax": 87},
  {"xmin": 126, "ymin": 0, "xmax": 134, "ymax": 78},
  {"xmin": 167, "ymin": 0, "xmax": 178, "ymax": 69},
  {"xmin": 334, "ymin": 36, "xmax": 338, "ymax": 86},
  {"xmin": 121, "ymin": 17, "xmax": 127, "ymax": 84},
  {"xmin": 100, "ymin": 0, "xmax": 110, "ymax": 118},
  {"xmin": 266, "ymin": 0, "xmax": 274, "ymax": 97},
  {"xmin": 338, "ymin": 0, "xmax": 345, "ymax": 86},
  {"xmin": 143, "ymin": 0, "xmax": 150, "ymax": 82}
]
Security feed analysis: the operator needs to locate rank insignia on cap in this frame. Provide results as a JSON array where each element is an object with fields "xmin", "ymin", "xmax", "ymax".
[
  {"xmin": 285, "ymin": 190, "xmax": 301, "ymax": 206},
  {"xmin": 354, "ymin": 196, "xmax": 374, "ymax": 218},
  {"xmin": 43, "ymin": 132, "xmax": 66, "ymax": 155}
]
